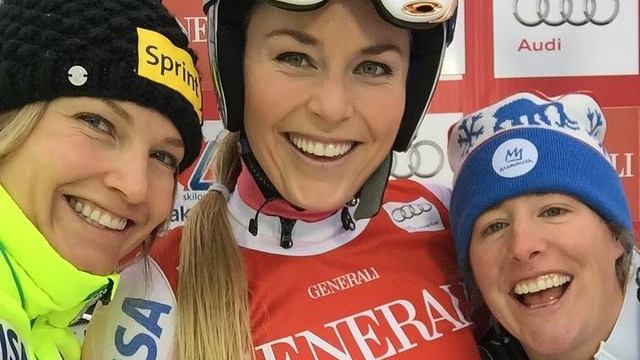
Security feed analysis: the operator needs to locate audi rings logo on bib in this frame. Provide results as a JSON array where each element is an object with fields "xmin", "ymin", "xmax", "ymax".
[
  {"xmin": 383, "ymin": 198, "xmax": 444, "ymax": 233},
  {"xmin": 513, "ymin": 0, "xmax": 619, "ymax": 27}
]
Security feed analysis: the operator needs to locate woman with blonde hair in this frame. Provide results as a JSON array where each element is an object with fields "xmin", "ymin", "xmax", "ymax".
[
  {"xmin": 84, "ymin": 0, "xmax": 484, "ymax": 359},
  {"xmin": 0, "ymin": 0, "xmax": 202, "ymax": 358}
]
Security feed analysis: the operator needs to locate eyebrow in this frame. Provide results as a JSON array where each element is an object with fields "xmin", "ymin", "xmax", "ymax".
[
  {"xmin": 101, "ymin": 99, "xmax": 184, "ymax": 150},
  {"xmin": 265, "ymin": 28, "xmax": 318, "ymax": 46},
  {"xmin": 265, "ymin": 28, "xmax": 404, "ymax": 56},
  {"xmin": 102, "ymin": 99, "xmax": 133, "ymax": 125},
  {"xmin": 163, "ymin": 136, "xmax": 185, "ymax": 150},
  {"xmin": 360, "ymin": 44, "xmax": 405, "ymax": 57}
]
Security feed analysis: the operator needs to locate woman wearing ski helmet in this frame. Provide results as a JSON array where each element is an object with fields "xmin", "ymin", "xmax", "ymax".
[
  {"xmin": 82, "ymin": 1, "xmax": 480, "ymax": 359},
  {"xmin": 178, "ymin": 1, "xmax": 478, "ymax": 359}
]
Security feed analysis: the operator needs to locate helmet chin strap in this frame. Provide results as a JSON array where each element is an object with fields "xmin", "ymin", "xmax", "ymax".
[
  {"xmin": 239, "ymin": 136, "xmax": 281, "ymax": 202},
  {"xmin": 353, "ymin": 154, "xmax": 392, "ymax": 220}
]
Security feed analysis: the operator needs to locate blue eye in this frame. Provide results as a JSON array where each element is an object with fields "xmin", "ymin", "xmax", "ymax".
[
  {"xmin": 354, "ymin": 61, "xmax": 392, "ymax": 76},
  {"xmin": 76, "ymin": 113, "xmax": 113, "ymax": 134},
  {"xmin": 151, "ymin": 151, "xmax": 179, "ymax": 170},
  {"xmin": 275, "ymin": 52, "xmax": 315, "ymax": 68}
]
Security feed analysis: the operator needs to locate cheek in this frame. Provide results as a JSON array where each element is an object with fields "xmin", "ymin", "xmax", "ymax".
[
  {"xmin": 593, "ymin": 240, "xmax": 624, "ymax": 281},
  {"xmin": 469, "ymin": 242, "xmax": 498, "ymax": 291},
  {"xmin": 29, "ymin": 136, "xmax": 82, "ymax": 171},
  {"xmin": 575, "ymin": 226, "xmax": 622, "ymax": 272},
  {"xmin": 46, "ymin": 137, "xmax": 112, "ymax": 181},
  {"xmin": 243, "ymin": 56, "xmax": 298, "ymax": 127},
  {"xmin": 147, "ymin": 176, "xmax": 176, "ymax": 221},
  {"xmin": 244, "ymin": 75, "xmax": 307, "ymax": 164},
  {"xmin": 244, "ymin": 79, "xmax": 281, "ymax": 143},
  {"xmin": 357, "ymin": 88, "xmax": 405, "ymax": 136}
]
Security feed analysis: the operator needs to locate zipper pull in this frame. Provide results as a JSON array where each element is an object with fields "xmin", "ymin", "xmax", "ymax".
[
  {"xmin": 279, "ymin": 217, "xmax": 296, "ymax": 249},
  {"xmin": 341, "ymin": 206, "xmax": 356, "ymax": 231}
]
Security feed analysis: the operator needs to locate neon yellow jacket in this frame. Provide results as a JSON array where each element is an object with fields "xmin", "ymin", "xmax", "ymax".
[{"xmin": 0, "ymin": 185, "xmax": 119, "ymax": 360}]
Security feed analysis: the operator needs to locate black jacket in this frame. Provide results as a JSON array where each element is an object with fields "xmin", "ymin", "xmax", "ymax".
[{"xmin": 478, "ymin": 326, "xmax": 529, "ymax": 360}]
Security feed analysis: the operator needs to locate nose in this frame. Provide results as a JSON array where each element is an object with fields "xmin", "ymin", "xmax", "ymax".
[
  {"xmin": 508, "ymin": 218, "xmax": 546, "ymax": 262},
  {"xmin": 307, "ymin": 73, "xmax": 354, "ymax": 123},
  {"xmin": 103, "ymin": 152, "xmax": 149, "ymax": 205}
]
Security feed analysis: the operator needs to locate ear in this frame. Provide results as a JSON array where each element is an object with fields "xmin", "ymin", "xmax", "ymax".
[
  {"xmin": 610, "ymin": 229, "xmax": 625, "ymax": 259},
  {"xmin": 614, "ymin": 240, "xmax": 624, "ymax": 260}
]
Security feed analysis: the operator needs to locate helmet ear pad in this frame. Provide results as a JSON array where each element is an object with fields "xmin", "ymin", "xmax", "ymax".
[
  {"xmin": 210, "ymin": 0, "xmax": 252, "ymax": 132},
  {"xmin": 354, "ymin": 154, "xmax": 392, "ymax": 220},
  {"xmin": 393, "ymin": 24, "xmax": 446, "ymax": 152}
]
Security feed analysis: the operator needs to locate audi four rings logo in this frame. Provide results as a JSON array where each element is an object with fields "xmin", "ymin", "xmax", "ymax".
[
  {"xmin": 391, "ymin": 203, "xmax": 434, "ymax": 223},
  {"xmin": 513, "ymin": 0, "xmax": 619, "ymax": 26},
  {"xmin": 391, "ymin": 140, "xmax": 445, "ymax": 179}
]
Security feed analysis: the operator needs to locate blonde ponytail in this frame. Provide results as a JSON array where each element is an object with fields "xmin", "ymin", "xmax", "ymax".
[{"xmin": 177, "ymin": 132, "xmax": 254, "ymax": 360}]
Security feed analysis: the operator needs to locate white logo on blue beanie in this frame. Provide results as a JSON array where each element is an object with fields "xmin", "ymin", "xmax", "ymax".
[{"xmin": 492, "ymin": 138, "xmax": 538, "ymax": 178}]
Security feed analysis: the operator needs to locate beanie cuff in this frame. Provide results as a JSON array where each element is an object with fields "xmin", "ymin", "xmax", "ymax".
[{"xmin": 450, "ymin": 128, "xmax": 633, "ymax": 269}]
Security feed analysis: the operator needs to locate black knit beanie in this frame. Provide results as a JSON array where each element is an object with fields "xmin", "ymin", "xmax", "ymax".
[{"xmin": 0, "ymin": 0, "xmax": 203, "ymax": 171}]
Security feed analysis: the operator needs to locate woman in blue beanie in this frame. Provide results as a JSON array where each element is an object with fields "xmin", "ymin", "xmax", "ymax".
[{"xmin": 447, "ymin": 91, "xmax": 638, "ymax": 360}]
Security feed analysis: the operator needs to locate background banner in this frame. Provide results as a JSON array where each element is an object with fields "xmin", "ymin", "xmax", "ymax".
[
  {"xmin": 494, "ymin": 0, "xmax": 638, "ymax": 78},
  {"xmin": 162, "ymin": 0, "xmax": 640, "ymax": 232}
]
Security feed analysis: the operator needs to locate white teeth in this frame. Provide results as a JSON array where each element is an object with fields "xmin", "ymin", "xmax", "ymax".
[
  {"xmin": 81, "ymin": 205, "xmax": 92, "ymax": 217},
  {"xmin": 289, "ymin": 134, "xmax": 353, "ymax": 158},
  {"xmin": 514, "ymin": 274, "xmax": 571, "ymax": 295},
  {"xmin": 313, "ymin": 142, "xmax": 323, "ymax": 156},
  {"xmin": 90, "ymin": 209, "xmax": 102, "ymax": 222},
  {"xmin": 68, "ymin": 197, "xmax": 128, "ymax": 231}
]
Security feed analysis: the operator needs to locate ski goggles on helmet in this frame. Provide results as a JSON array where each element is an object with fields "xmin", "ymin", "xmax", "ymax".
[
  {"xmin": 204, "ymin": 0, "xmax": 457, "ymax": 30},
  {"xmin": 263, "ymin": 0, "xmax": 457, "ymax": 29}
]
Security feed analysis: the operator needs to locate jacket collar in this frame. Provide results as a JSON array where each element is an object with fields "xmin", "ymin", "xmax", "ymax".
[
  {"xmin": 0, "ymin": 185, "xmax": 118, "ymax": 328},
  {"xmin": 594, "ymin": 249, "xmax": 640, "ymax": 359},
  {"xmin": 227, "ymin": 187, "xmax": 368, "ymax": 256}
]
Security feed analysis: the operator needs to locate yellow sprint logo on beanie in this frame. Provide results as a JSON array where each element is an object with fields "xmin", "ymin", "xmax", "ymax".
[{"xmin": 137, "ymin": 27, "xmax": 202, "ymax": 122}]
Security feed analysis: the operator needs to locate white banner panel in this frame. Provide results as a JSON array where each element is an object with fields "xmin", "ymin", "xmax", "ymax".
[
  {"xmin": 494, "ymin": 0, "xmax": 639, "ymax": 78},
  {"xmin": 441, "ymin": 0, "xmax": 466, "ymax": 78}
]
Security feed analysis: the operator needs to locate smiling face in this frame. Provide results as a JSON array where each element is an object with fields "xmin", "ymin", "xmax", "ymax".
[
  {"xmin": 242, "ymin": 0, "xmax": 410, "ymax": 211},
  {"xmin": 0, "ymin": 97, "xmax": 183, "ymax": 275},
  {"xmin": 470, "ymin": 193, "xmax": 624, "ymax": 360}
]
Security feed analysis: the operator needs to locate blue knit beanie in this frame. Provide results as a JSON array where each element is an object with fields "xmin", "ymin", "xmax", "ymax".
[{"xmin": 448, "ymin": 92, "xmax": 633, "ymax": 270}]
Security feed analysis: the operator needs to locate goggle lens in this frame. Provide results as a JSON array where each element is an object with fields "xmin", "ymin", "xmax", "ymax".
[{"xmin": 267, "ymin": 0, "xmax": 457, "ymax": 28}]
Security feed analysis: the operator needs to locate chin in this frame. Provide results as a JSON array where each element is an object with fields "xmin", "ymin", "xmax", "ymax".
[
  {"xmin": 83, "ymin": 264, "xmax": 115, "ymax": 276},
  {"xmin": 69, "ymin": 253, "xmax": 116, "ymax": 275},
  {"xmin": 291, "ymin": 197, "xmax": 344, "ymax": 212},
  {"xmin": 527, "ymin": 343, "xmax": 574, "ymax": 359},
  {"xmin": 520, "ymin": 329, "xmax": 579, "ymax": 358},
  {"xmin": 281, "ymin": 182, "xmax": 355, "ymax": 212},
  {"xmin": 288, "ymin": 192, "xmax": 350, "ymax": 212}
]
